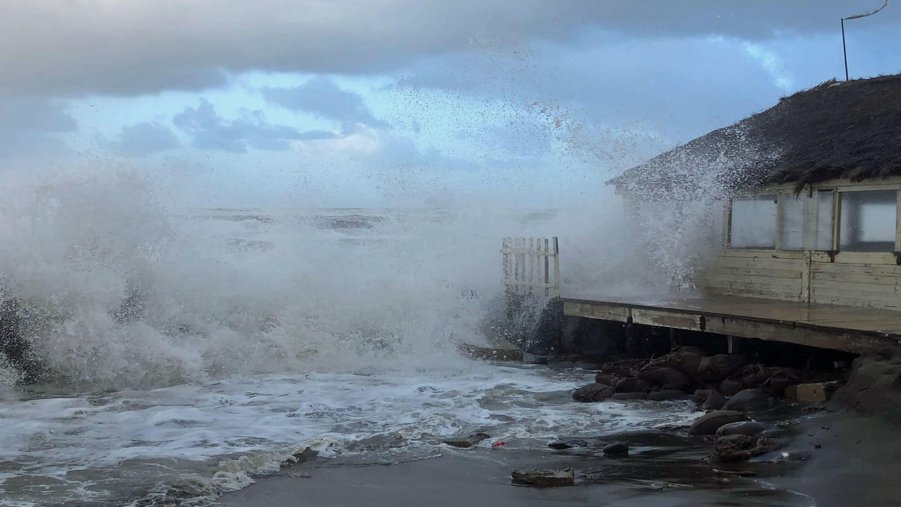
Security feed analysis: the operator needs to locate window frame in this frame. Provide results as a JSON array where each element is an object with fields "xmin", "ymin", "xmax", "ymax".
[{"xmin": 724, "ymin": 180, "xmax": 901, "ymax": 260}]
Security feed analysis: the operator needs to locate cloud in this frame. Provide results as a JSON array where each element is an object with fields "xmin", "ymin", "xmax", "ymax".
[
  {"xmin": 1, "ymin": 1, "xmax": 897, "ymax": 97},
  {"xmin": 111, "ymin": 122, "xmax": 180, "ymax": 156},
  {"xmin": 262, "ymin": 78, "xmax": 386, "ymax": 128},
  {"xmin": 172, "ymin": 99, "xmax": 300, "ymax": 152},
  {"xmin": 0, "ymin": 97, "xmax": 76, "ymax": 160}
]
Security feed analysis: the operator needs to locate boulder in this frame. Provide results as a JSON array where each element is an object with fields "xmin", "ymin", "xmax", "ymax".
[
  {"xmin": 602, "ymin": 442, "xmax": 629, "ymax": 457},
  {"xmin": 697, "ymin": 354, "xmax": 746, "ymax": 382},
  {"xmin": 639, "ymin": 366, "xmax": 692, "ymax": 391},
  {"xmin": 611, "ymin": 392, "xmax": 647, "ymax": 401},
  {"xmin": 442, "ymin": 432, "xmax": 490, "ymax": 448},
  {"xmin": 700, "ymin": 390, "xmax": 726, "ymax": 411},
  {"xmin": 594, "ymin": 373, "xmax": 621, "ymax": 387},
  {"xmin": 688, "ymin": 410, "xmax": 748, "ymax": 436},
  {"xmin": 723, "ymin": 388, "xmax": 773, "ymax": 412},
  {"xmin": 733, "ymin": 363, "xmax": 768, "ymax": 389},
  {"xmin": 657, "ymin": 350, "xmax": 704, "ymax": 378},
  {"xmin": 716, "ymin": 421, "xmax": 768, "ymax": 437},
  {"xmin": 511, "ymin": 469, "xmax": 575, "ymax": 488},
  {"xmin": 719, "ymin": 378, "xmax": 744, "ymax": 396},
  {"xmin": 572, "ymin": 383, "xmax": 614, "ymax": 402},
  {"xmin": 548, "ymin": 439, "xmax": 588, "ymax": 450},
  {"xmin": 713, "ymin": 434, "xmax": 780, "ymax": 462},
  {"xmin": 614, "ymin": 377, "xmax": 653, "ymax": 393},
  {"xmin": 762, "ymin": 367, "xmax": 802, "ymax": 395},
  {"xmin": 648, "ymin": 389, "xmax": 690, "ymax": 401},
  {"xmin": 713, "ymin": 435, "xmax": 764, "ymax": 462},
  {"xmin": 784, "ymin": 382, "xmax": 841, "ymax": 403}
]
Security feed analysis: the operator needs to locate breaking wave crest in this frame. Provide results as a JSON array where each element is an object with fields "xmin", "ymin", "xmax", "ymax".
[{"xmin": 0, "ymin": 168, "xmax": 561, "ymax": 388}]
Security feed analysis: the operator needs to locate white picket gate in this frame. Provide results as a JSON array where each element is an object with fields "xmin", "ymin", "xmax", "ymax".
[{"xmin": 502, "ymin": 237, "xmax": 560, "ymax": 297}]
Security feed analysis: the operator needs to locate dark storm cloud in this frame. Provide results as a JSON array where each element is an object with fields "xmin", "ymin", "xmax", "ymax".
[
  {"xmin": 1, "ymin": 1, "xmax": 897, "ymax": 97},
  {"xmin": 111, "ymin": 122, "xmax": 181, "ymax": 156},
  {"xmin": 173, "ymin": 99, "xmax": 300, "ymax": 152},
  {"xmin": 262, "ymin": 78, "xmax": 386, "ymax": 128}
]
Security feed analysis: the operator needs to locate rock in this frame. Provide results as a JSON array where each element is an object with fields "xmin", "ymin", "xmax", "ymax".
[
  {"xmin": 784, "ymin": 382, "xmax": 841, "ymax": 403},
  {"xmin": 282, "ymin": 447, "xmax": 319, "ymax": 467},
  {"xmin": 714, "ymin": 435, "xmax": 761, "ymax": 462},
  {"xmin": 697, "ymin": 354, "xmax": 746, "ymax": 382},
  {"xmin": 511, "ymin": 468, "xmax": 575, "ymax": 487},
  {"xmin": 639, "ymin": 366, "xmax": 692, "ymax": 391},
  {"xmin": 762, "ymin": 367, "xmax": 801, "ymax": 395},
  {"xmin": 647, "ymin": 389, "xmax": 690, "ymax": 401},
  {"xmin": 716, "ymin": 421, "xmax": 768, "ymax": 437},
  {"xmin": 594, "ymin": 373, "xmax": 621, "ymax": 387},
  {"xmin": 689, "ymin": 410, "xmax": 748, "ymax": 436},
  {"xmin": 572, "ymin": 383, "xmax": 615, "ymax": 402},
  {"xmin": 614, "ymin": 377, "xmax": 653, "ymax": 393},
  {"xmin": 602, "ymin": 442, "xmax": 629, "ymax": 457},
  {"xmin": 713, "ymin": 434, "xmax": 779, "ymax": 462},
  {"xmin": 719, "ymin": 378, "xmax": 744, "ymax": 396},
  {"xmin": 548, "ymin": 439, "xmax": 588, "ymax": 450},
  {"xmin": 733, "ymin": 363, "xmax": 768, "ymax": 389},
  {"xmin": 458, "ymin": 343, "xmax": 523, "ymax": 362},
  {"xmin": 442, "ymin": 432, "xmax": 490, "ymax": 448},
  {"xmin": 657, "ymin": 350, "xmax": 704, "ymax": 379},
  {"xmin": 829, "ymin": 353, "xmax": 901, "ymax": 425},
  {"xmin": 723, "ymin": 388, "xmax": 773, "ymax": 412},
  {"xmin": 700, "ymin": 390, "xmax": 727, "ymax": 410},
  {"xmin": 611, "ymin": 392, "xmax": 647, "ymax": 401},
  {"xmin": 598, "ymin": 358, "xmax": 644, "ymax": 376}
]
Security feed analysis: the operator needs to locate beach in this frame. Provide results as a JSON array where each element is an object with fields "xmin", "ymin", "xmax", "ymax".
[{"xmin": 218, "ymin": 409, "xmax": 901, "ymax": 507}]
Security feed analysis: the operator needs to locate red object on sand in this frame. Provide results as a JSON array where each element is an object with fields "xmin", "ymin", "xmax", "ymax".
[{"xmin": 492, "ymin": 440, "xmax": 506, "ymax": 448}]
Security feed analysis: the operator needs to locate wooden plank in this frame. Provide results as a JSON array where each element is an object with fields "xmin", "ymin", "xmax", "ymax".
[
  {"xmin": 709, "ymin": 258, "xmax": 804, "ymax": 271},
  {"xmin": 811, "ymin": 251, "xmax": 898, "ymax": 265},
  {"xmin": 812, "ymin": 271, "xmax": 901, "ymax": 286},
  {"xmin": 802, "ymin": 250, "xmax": 812, "ymax": 303},
  {"xmin": 812, "ymin": 280, "xmax": 900, "ymax": 295},
  {"xmin": 810, "ymin": 292, "xmax": 901, "ymax": 310},
  {"xmin": 812, "ymin": 262, "xmax": 901, "ymax": 276},
  {"xmin": 631, "ymin": 308, "xmax": 701, "ymax": 331},
  {"xmin": 704, "ymin": 288, "xmax": 803, "ymax": 302},
  {"xmin": 702, "ymin": 266, "xmax": 803, "ymax": 279},
  {"xmin": 718, "ymin": 249, "xmax": 805, "ymax": 259},
  {"xmin": 563, "ymin": 301, "xmax": 630, "ymax": 322},
  {"xmin": 703, "ymin": 316, "xmax": 898, "ymax": 353}
]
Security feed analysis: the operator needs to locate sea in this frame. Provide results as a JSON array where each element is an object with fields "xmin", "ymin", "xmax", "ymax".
[{"xmin": 0, "ymin": 170, "xmax": 718, "ymax": 506}]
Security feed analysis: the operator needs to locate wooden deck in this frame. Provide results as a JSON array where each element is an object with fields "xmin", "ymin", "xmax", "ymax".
[{"xmin": 562, "ymin": 293, "xmax": 901, "ymax": 353}]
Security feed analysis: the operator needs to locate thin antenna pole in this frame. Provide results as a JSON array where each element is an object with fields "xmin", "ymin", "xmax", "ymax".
[
  {"xmin": 841, "ymin": 18, "xmax": 849, "ymax": 81},
  {"xmin": 841, "ymin": 0, "xmax": 890, "ymax": 81}
]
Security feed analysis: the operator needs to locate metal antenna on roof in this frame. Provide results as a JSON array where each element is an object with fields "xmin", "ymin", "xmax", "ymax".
[{"xmin": 842, "ymin": 0, "xmax": 889, "ymax": 81}]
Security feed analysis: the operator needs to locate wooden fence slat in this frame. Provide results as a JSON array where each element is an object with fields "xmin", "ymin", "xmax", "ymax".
[{"xmin": 501, "ymin": 236, "xmax": 560, "ymax": 297}]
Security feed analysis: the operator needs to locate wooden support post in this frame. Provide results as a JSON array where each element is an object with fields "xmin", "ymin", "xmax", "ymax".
[{"xmin": 727, "ymin": 335, "xmax": 735, "ymax": 354}]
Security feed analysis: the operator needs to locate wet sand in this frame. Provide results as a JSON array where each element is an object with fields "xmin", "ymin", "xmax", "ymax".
[{"xmin": 217, "ymin": 429, "xmax": 814, "ymax": 507}]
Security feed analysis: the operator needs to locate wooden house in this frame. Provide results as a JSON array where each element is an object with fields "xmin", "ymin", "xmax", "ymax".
[{"xmin": 563, "ymin": 74, "xmax": 901, "ymax": 353}]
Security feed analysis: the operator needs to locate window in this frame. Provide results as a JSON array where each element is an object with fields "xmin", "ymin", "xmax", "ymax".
[
  {"xmin": 730, "ymin": 195, "xmax": 776, "ymax": 248},
  {"xmin": 839, "ymin": 190, "xmax": 897, "ymax": 252},
  {"xmin": 815, "ymin": 191, "xmax": 835, "ymax": 250},
  {"xmin": 779, "ymin": 194, "xmax": 803, "ymax": 250}
]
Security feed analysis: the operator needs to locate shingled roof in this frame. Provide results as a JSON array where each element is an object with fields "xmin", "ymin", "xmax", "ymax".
[{"xmin": 608, "ymin": 73, "xmax": 901, "ymax": 198}]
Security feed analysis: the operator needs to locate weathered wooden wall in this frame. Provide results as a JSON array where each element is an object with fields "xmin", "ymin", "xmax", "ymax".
[
  {"xmin": 700, "ymin": 249, "xmax": 806, "ymax": 302},
  {"xmin": 701, "ymin": 249, "xmax": 901, "ymax": 310}
]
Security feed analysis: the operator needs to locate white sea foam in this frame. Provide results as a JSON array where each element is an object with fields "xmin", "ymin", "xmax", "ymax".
[
  {"xmin": 0, "ymin": 166, "xmax": 718, "ymax": 505},
  {"xmin": 0, "ymin": 365, "xmax": 698, "ymax": 506}
]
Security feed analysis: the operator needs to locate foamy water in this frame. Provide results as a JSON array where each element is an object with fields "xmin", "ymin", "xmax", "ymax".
[
  {"xmin": 0, "ymin": 169, "xmax": 715, "ymax": 505},
  {"xmin": 0, "ymin": 365, "xmax": 699, "ymax": 506}
]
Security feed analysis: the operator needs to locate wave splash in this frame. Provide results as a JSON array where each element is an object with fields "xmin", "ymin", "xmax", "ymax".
[{"xmin": 0, "ymin": 168, "xmax": 568, "ymax": 388}]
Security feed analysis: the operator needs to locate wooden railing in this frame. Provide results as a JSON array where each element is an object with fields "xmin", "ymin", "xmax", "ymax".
[{"xmin": 502, "ymin": 237, "xmax": 560, "ymax": 297}]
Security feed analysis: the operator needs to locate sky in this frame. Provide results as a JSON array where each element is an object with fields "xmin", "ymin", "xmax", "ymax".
[{"xmin": 0, "ymin": 0, "xmax": 899, "ymax": 208}]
